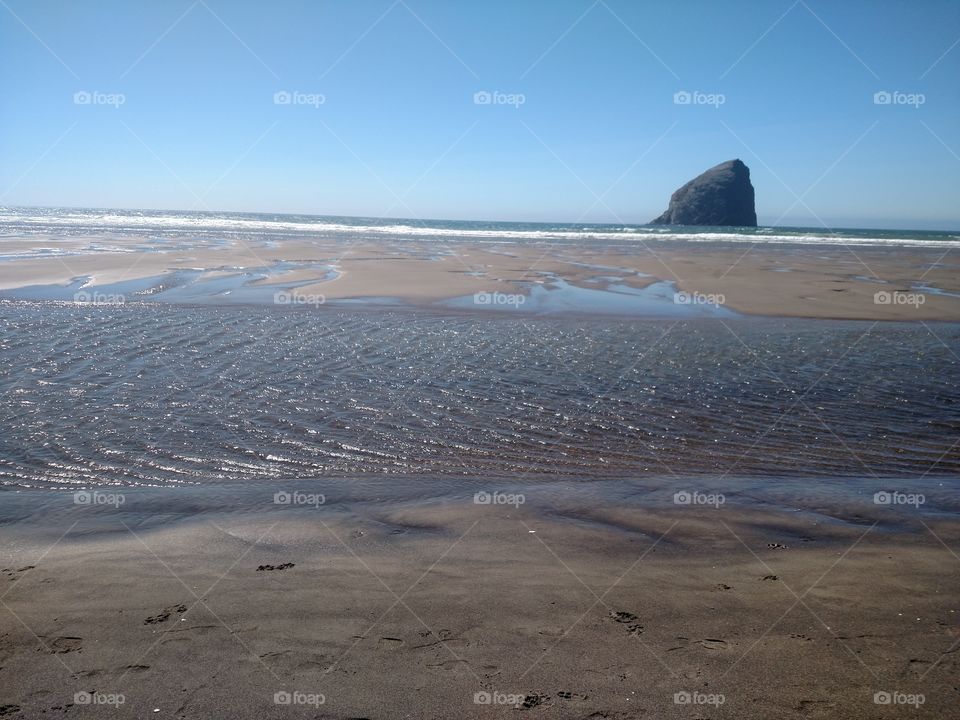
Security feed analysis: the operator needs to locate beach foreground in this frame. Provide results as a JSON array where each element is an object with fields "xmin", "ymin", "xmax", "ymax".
[
  {"xmin": 2, "ymin": 220, "xmax": 958, "ymax": 718},
  {"xmin": 2, "ymin": 486, "xmax": 957, "ymax": 719}
]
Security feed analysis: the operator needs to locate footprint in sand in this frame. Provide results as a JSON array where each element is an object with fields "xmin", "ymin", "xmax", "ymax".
[
  {"xmin": 521, "ymin": 693, "xmax": 548, "ymax": 709},
  {"xmin": 120, "ymin": 664, "xmax": 151, "ymax": 672},
  {"xmin": 256, "ymin": 563, "xmax": 295, "ymax": 572},
  {"xmin": 144, "ymin": 603, "xmax": 188, "ymax": 625},
  {"xmin": 2, "ymin": 566, "xmax": 35, "ymax": 577},
  {"xmin": 42, "ymin": 636, "xmax": 82, "ymax": 654},
  {"xmin": 609, "ymin": 611, "xmax": 644, "ymax": 636},
  {"xmin": 412, "ymin": 629, "xmax": 461, "ymax": 650}
]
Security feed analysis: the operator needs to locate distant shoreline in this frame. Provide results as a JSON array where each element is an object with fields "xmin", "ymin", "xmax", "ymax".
[{"xmin": 4, "ymin": 205, "xmax": 960, "ymax": 235}]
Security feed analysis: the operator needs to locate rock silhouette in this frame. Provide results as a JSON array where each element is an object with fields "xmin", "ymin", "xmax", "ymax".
[{"xmin": 651, "ymin": 159, "xmax": 757, "ymax": 226}]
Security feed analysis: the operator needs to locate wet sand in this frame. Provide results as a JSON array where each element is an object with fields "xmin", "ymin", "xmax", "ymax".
[
  {"xmin": 2, "ymin": 235, "xmax": 959, "ymax": 320},
  {"xmin": 1, "ymin": 483, "xmax": 957, "ymax": 719},
  {"xmin": 2, "ymin": 232, "xmax": 958, "ymax": 718}
]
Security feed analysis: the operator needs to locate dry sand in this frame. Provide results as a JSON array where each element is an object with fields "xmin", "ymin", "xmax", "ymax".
[
  {"xmin": 2, "ymin": 235, "xmax": 959, "ymax": 320},
  {"xmin": 1, "ymin": 493, "xmax": 957, "ymax": 719}
]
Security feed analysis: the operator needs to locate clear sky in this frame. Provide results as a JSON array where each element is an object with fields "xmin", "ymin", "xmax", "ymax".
[{"xmin": 1, "ymin": 0, "xmax": 958, "ymax": 228}]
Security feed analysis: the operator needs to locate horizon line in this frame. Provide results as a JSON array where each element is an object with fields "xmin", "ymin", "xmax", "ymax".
[{"xmin": 3, "ymin": 203, "xmax": 959, "ymax": 234}]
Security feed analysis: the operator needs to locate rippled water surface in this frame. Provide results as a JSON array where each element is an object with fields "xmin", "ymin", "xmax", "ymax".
[{"xmin": 1, "ymin": 303, "xmax": 957, "ymax": 488}]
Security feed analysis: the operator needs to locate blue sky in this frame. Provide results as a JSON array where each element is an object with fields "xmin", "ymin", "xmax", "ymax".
[{"xmin": 1, "ymin": 0, "xmax": 958, "ymax": 228}]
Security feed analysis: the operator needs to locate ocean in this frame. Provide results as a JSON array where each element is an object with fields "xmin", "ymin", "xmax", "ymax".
[
  {"xmin": 1, "ymin": 207, "xmax": 957, "ymax": 494},
  {"xmin": 1, "ymin": 303, "xmax": 957, "ymax": 490},
  {"xmin": 1, "ymin": 206, "xmax": 959, "ymax": 256}
]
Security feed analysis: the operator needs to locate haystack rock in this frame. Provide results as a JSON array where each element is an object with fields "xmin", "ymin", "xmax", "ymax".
[{"xmin": 651, "ymin": 159, "xmax": 757, "ymax": 226}]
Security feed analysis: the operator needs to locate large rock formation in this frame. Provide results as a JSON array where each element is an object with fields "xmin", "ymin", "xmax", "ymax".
[{"xmin": 651, "ymin": 159, "xmax": 757, "ymax": 226}]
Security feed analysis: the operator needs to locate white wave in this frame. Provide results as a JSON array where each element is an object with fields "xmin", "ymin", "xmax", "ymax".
[{"xmin": 1, "ymin": 209, "xmax": 957, "ymax": 248}]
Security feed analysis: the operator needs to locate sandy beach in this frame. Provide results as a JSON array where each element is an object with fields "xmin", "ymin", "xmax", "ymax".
[
  {"xmin": 2, "ymin": 233, "xmax": 959, "ymax": 320},
  {"xmin": 2, "ymin": 282, "xmax": 957, "ymax": 717},
  {"xmin": 1, "ymin": 482, "xmax": 956, "ymax": 719},
  {"xmin": 4, "ymin": 0, "xmax": 959, "ymax": 718},
  {"xmin": 2, "ymin": 219, "xmax": 958, "ymax": 720}
]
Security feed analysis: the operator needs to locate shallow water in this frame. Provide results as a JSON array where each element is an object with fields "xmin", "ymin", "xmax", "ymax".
[
  {"xmin": 443, "ymin": 279, "xmax": 737, "ymax": 317},
  {"xmin": 0, "ymin": 303, "xmax": 957, "ymax": 489},
  {"xmin": 0, "ymin": 262, "xmax": 339, "ymax": 305},
  {"xmin": 2, "ymin": 473, "xmax": 956, "ymax": 543}
]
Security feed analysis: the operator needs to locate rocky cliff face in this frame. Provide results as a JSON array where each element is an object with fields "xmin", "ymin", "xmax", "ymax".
[{"xmin": 651, "ymin": 159, "xmax": 757, "ymax": 226}]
